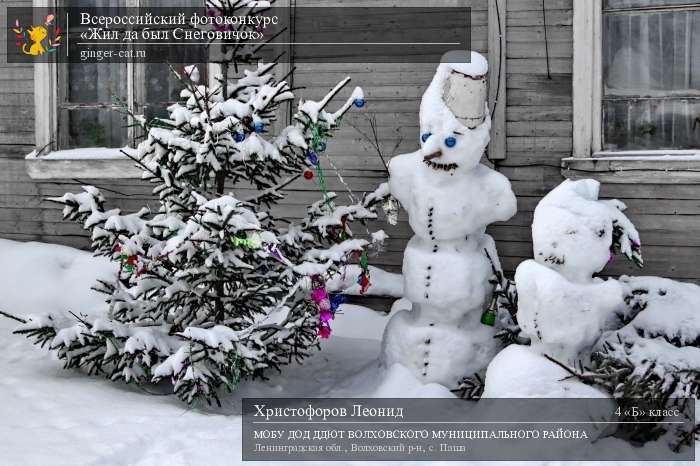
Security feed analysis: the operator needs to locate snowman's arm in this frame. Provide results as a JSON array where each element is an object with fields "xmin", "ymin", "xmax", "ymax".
[
  {"xmin": 474, "ymin": 168, "xmax": 517, "ymax": 225},
  {"xmin": 491, "ymin": 177, "xmax": 517, "ymax": 222},
  {"xmin": 387, "ymin": 153, "xmax": 414, "ymax": 207},
  {"xmin": 362, "ymin": 182, "xmax": 391, "ymax": 209},
  {"xmin": 479, "ymin": 234, "xmax": 503, "ymax": 276}
]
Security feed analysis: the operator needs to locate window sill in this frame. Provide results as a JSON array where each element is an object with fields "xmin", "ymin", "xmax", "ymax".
[
  {"xmin": 25, "ymin": 147, "xmax": 143, "ymax": 180},
  {"xmin": 561, "ymin": 150, "xmax": 700, "ymax": 184}
]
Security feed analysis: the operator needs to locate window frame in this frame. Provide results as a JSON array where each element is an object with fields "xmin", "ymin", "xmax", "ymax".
[
  {"xmin": 28, "ymin": 0, "xmax": 222, "ymax": 179},
  {"xmin": 36, "ymin": 0, "xmax": 145, "ymax": 152},
  {"xmin": 54, "ymin": 59, "xmax": 140, "ymax": 150},
  {"xmin": 572, "ymin": 0, "xmax": 604, "ymax": 158},
  {"xmin": 565, "ymin": 0, "xmax": 700, "ymax": 183},
  {"xmin": 29, "ymin": 0, "xmax": 145, "ymax": 178}
]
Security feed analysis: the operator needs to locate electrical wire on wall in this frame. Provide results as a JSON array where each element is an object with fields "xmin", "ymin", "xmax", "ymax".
[
  {"xmin": 486, "ymin": 0, "xmax": 504, "ymax": 164},
  {"xmin": 490, "ymin": 0, "xmax": 504, "ymax": 122},
  {"xmin": 542, "ymin": 0, "xmax": 552, "ymax": 80}
]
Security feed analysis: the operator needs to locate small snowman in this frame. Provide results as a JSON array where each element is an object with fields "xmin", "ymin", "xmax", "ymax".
[
  {"xmin": 484, "ymin": 179, "xmax": 642, "ymax": 398},
  {"xmin": 516, "ymin": 179, "xmax": 642, "ymax": 364},
  {"xmin": 380, "ymin": 50, "xmax": 517, "ymax": 388}
]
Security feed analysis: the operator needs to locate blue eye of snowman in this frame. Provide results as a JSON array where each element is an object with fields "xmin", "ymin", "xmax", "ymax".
[
  {"xmin": 421, "ymin": 132, "xmax": 432, "ymax": 143},
  {"xmin": 444, "ymin": 136, "xmax": 457, "ymax": 148}
]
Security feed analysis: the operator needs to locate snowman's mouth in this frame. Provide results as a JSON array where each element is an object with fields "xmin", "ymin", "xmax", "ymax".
[
  {"xmin": 423, "ymin": 149, "xmax": 458, "ymax": 171},
  {"xmin": 424, "ymin": 158, "xmax": 458, "ymax": 172}
]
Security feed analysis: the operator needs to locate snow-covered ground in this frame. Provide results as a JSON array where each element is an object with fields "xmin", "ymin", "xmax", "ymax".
[
  {"xmin": 0, "ymin": 239, "xmax": 387, "ymax": 466},
  {"xmin": 0, "ymin": 239, "xmax": 696, "ymax": 465}
]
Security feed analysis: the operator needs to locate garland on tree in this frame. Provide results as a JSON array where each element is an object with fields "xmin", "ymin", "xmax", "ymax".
[{"xmin": 9, "ymin": 0, "xmax": 385, "ymax": 406}]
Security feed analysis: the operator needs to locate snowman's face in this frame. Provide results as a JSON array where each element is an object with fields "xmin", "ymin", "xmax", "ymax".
[
  {"xmin": 532, "ymin": 207, "xmax": 612, "ymax": 282},
  {"xmin": 419, "ymin": 118, "xmax": 490, "ymax": 171}
]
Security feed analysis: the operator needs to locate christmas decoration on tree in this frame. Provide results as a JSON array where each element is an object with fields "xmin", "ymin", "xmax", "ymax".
[
  {"xmin": 356, "ymin": 250, "xmax": 371, "ymax": 294},
  {"xmin": 309, "ymin": 275, "xmax": 347, "ymax": 339},
  {"xmin": 479, "ymin": 298, "xmax": 497, "ymax": 327},
  {"xmin": 8, "ymin": 0, "xmax": 385, "ymax": 406}
]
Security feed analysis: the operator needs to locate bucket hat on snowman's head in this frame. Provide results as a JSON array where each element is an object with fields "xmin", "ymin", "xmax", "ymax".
[{"xmin": 419, "ymin": 50, "xmax": 491, "ymax": 171}]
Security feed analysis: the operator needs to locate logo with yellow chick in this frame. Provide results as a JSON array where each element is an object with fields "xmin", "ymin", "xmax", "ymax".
[{"xmin": 13, "ymin": 14, "xmax": 62, "ymax": 56}]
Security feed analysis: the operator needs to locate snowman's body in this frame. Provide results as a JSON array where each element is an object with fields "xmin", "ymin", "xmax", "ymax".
[
  {"xmin": 390, "ymin": 151, "xmax": 517, "ymax": 243},
  {"xmin": 380, "ymin": 51, "xmax": 517, "ymax": 388},
  {"xmin": 382, "ymin": 302, "xmax": 498, "ymax": 388},
  {"xmin": 389, "ymin": 150, "xmax": 515, "ymax": 311}
]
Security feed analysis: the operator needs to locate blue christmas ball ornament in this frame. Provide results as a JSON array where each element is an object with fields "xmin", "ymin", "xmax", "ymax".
[
  {"xmin": 445, "ymin": 136, "xmax": 457, "ymax": 148},
  {"xmin": 307, "ymin": 151, "xmax": 319, "ymax": 165},
  {"xmin": 354, "ymin": 98, "xmax": 365, "ymax": 108},
  {"xmin": 233, "ymin": 132, "xmax": 245, "ymax": 143},
  {"xmin": 330, "ymin": 294, "xmax": 347, "ymax": 311},
  {"xmin": 318, "ymin": 141, "xmax": 327, "ymax": 152},
  {"xmin": 421, "ymin": 132, "xmax": 432, "ymax": 143},
  {"xmin": 254, "ymin": 122, "xmax": 265, "ymax": 133}
]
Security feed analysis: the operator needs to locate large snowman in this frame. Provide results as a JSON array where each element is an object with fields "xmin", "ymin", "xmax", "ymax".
[{"xmin": 380, "ymin": 51, "xmax": 517, "ymax": 388}]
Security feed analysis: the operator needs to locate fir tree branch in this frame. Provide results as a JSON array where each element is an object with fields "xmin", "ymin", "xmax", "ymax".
[
  {"xmin": 543, "ymin": 354, "xmax": 618, "ymax": 385},
  {"xmin": 242, "ymin": 174, "xmax": 300, "ymax": 204},
  {"xmin": 70, "ymin": 179, "xmax": 134, "ymax": 197},
  {"xmin": 318, "ymin": 77, "xmax": 352, "ymax": 114},
  {"xmin": 250, "ymin": 29, "xmax": 288, "ymax": 57},
  {"xmin": 120, "ymin": 149, "xmax": 158, "ymax": 178}
]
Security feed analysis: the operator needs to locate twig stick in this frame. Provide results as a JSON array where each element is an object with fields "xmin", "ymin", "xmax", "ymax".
[
  {"xmin": 0, "ymin": 310, "xmax": 27, "ymax": 324},
  {"xmin": 544, "ymin": 354, "xmax": 605, "ymax": 385}
]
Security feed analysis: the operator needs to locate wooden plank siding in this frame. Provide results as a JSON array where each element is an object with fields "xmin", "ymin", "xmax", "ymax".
[
  {"xmin": 0, "ymin": 0, "xmax": 698, "ymax": 284},
  {"xmin": 489, "ymin": 0, "xmax": 574, "ymax": 279},
  {"xmin": 0, "ymin": 1, "xmax": 40, "ymax": 245}
]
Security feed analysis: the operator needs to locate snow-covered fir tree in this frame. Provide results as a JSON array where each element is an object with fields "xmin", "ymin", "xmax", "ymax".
[{"xmin": 11, "ymin": 1, "xmax": 382, "ymax": 405}]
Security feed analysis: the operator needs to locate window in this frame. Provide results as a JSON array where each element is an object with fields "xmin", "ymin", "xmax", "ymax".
[
  {"xmin": 27, "ymin": 0, "xmax": 294, "ymax": 179},
  {"xmin": 27, "ymin": 0, "xmax": 211, "ymax": 178},
  {"xmin": 55, "ymin": 62, "xmax": 208, "ymax": 150},
  {"xmin": 602, "ymin": 0, "xmax": 700, "ymax": 151},
  {"xmin": 567, "ymin": 0, "xmax": 700, "ymax": 183},
  {"xmin": 58, "ymin": 63, "xmax": 130, "ymax": 148},
  {"xmin": 34, "ymin": 0, "xmax": 207, "ymax": 153}
]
